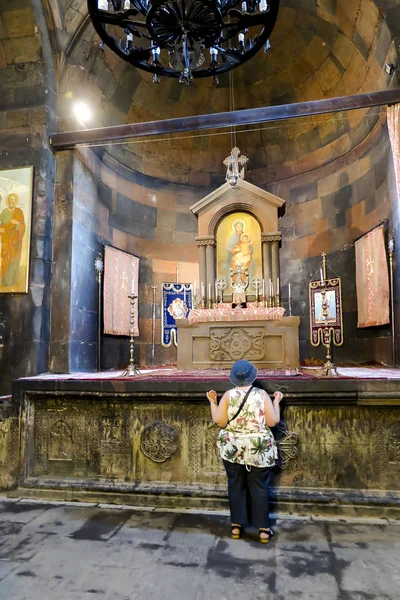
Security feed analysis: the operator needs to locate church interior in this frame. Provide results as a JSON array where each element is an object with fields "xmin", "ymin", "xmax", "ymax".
[{"xmin": 1, "ymin": 0, "xmax": 400, "ymax": 516}]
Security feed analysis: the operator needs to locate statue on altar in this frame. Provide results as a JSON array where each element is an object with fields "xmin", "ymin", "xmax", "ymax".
[{"xmin": 230, "ymin": 264, "xmax": 248, "ymax": 307}]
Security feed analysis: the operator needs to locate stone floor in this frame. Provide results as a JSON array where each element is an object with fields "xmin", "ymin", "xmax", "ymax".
[{"xmin": 0, "ymin": 498, "xmax": 399, "ymax": 600}]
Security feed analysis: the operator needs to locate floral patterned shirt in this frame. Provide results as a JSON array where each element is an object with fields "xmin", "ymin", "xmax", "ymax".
[{"xmin": 217, "ymin": 387, "xmax": 278, "ymax": 468}]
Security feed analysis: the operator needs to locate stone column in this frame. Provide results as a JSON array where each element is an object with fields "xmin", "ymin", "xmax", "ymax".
[
  {"xmin": 262, "ymin": 233, "xmax": 281, "ymax": 296},
  {"xmin": 206, "ymin": 240, "xmax": 216, "ymax": 302},
  {"xmin": 271, "ymin": 237, "xmax": 281, "ymax": 295},
  {"xmin": 261, "ymin": 235, "xmax": 272, "ymax": 294},
  {"xmin": 196, "ymin": 236, "xmax": 215, "ymax": 300},
  {"xmin": 195, "ymin": 238, "xmax": 207, "ymax": 298}
]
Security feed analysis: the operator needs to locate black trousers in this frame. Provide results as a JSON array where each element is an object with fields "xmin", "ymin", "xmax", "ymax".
[{"xmin": 223, "ymin": 459, "xmax": 272, "ymax": 529}]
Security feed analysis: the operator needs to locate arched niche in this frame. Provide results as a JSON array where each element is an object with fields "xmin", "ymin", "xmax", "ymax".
[{"xmin": 190, "ymin": 179, "xmax": 285, "ymax": 301}]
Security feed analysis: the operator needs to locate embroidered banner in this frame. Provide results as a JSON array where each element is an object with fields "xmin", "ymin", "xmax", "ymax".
[
  {"xmin": 355, "ymin": 226, "xmax": 389, "ymax": 328},
  {"xmin": 161, "ymin": 283, "xmax": 193, "ymax": 347},
  {"xmin": 309, "ymin": 278, "xmax": 343, "ymax": 347},
  {"xmin": 103, "ymin": 246, "xmax": 140, "ymax": 336}
]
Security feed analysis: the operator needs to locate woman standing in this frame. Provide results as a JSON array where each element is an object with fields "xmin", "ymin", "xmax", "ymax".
[{"xmin": 206, "ymin": 359, "xmax": 283, "ymax": 543}]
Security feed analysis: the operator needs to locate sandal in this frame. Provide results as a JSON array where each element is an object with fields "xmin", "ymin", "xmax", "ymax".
[
  {"xmin": 259, "ymin": 527, "xmax": 274, "ymax": 544},
  {"xmin": 231, "ymin": 525, "xmax": 243, "ymax": 540}
]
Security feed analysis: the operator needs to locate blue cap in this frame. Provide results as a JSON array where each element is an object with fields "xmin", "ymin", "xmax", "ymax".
[{"xmin": 229, "ymin": 360, "xmax": 258, "ymax": 386}]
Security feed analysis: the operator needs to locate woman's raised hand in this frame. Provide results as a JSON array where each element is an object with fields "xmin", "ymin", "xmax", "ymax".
[
  {"xmin": 273, "ymin": 391, "xmax": 283, "ymax": 403},
  {"xmin": 206, "ymin": 390, "xmax": 217, "ymax": 403}
]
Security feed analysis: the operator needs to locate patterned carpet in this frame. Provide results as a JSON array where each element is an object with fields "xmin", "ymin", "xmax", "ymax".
[{"xmin": 19, "ymin": 365, "xmax": 400, "ymax": 381}]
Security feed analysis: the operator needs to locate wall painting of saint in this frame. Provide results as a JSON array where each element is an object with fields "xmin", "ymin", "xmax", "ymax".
[
  {"xmin": 216, "ymin": 212, "xmax": 262, "ymax": 295},
  {"xmin": 0, "ymin": 167, "xmax": 33, "ymax": 294}
]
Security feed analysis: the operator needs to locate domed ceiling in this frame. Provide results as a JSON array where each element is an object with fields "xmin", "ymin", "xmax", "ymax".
[{"xmin": 51, "ymin": 0, "xmax": 398, "ymax": 186}]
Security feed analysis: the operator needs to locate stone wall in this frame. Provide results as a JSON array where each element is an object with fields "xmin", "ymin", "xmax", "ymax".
[
  {"xmin": 0, "ymin": 1, "xmax": 56, "ymax": 395},
  {"xmin": 61, "ymin": 115, "xmax": 397, "ymax": 369},
  {"xmin": 51, "ymin": 148, "xmax": 211, "ymax": 371},
  {"xmin": 268, "ymin": 117, "xmax": 398, "ymax": 365}
]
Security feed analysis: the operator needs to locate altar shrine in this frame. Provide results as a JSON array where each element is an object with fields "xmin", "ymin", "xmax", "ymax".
[{"xmin": 172, "ymin": 166, "xmax": 300, "ymax": 369}]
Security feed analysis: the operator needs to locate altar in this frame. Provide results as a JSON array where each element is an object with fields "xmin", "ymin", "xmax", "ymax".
[{"xmin": 176, "ymin": 306, "xmax": 300, "ymax": 369}]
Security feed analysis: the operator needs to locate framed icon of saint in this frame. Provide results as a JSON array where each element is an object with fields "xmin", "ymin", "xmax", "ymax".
[{"xmin": 0, "ymin": 166, "xmax": 34, "ymax": 294}]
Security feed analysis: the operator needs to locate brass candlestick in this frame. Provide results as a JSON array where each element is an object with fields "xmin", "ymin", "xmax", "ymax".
[
  {"xmin": 94, "ymin": 255, "xmax": 104, "ymax": 372},
  {"xmin": 151, "ymin": 284, "xmax": 157, "ymax": 366},
  {"xmin": 389, "ymin": 235, "xmax": 396, "ymax": 367},
  {"xmin": 216, "ymin": 278, "xmax": 227, "ymax": 305},
  {"xmin": 123, "ymin": 294, "xmax": 140, "ymax": 377},
  {"xmin": 252, "ymin": 277, "xmax": 262, "ymax": 305}
]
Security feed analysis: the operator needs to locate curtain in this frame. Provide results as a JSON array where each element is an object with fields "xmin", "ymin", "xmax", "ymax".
[
  {"xmin": 388, "ymin": 103, "xmax": 400, "ymax": 200},
  {"xmin": 103, "ymin": 246, "xmax": 140, "ymax": 336},
  {"xmin": 355, "ymin": 225, "xmax": 389, "ymax": 328}
]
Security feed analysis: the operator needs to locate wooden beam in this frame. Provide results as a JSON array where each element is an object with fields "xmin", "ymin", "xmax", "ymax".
[{"xmin": 50, "ymin": 87, "xmax": 400, "ymax": 150}]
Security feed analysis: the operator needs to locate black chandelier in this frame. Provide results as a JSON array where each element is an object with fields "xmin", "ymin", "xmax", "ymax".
[{"xmin": 87, "ymin": 0, "xmax": 280, "ymax": 85}]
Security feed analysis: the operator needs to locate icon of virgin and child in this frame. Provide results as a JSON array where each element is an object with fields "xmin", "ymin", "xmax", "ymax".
[
  {"xmin": 226, "ymin": 219, "xmax": 254, "ymax": 286},
  {"xmin": 217, "ymin": 213, "xmax": 262, "ymax": 292}
]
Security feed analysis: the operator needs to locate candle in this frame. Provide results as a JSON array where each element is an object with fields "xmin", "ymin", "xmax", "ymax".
[
  {"xmin": 269, "ymin": 279, "xmax": 272, "ymax": 296},
  {"xmin": 215, "ymin": 281, "xmax": 218, "ymax": 300},
  {"xmin": 208, "ymin": 282, "xmax": 211, "ymax": 299},
  {"xmin": 277, "ymin": 277, "xmax": 280, "ymax": 293},
  {"xmin": 288, "ymin": 282, "xmax": 291, "ymax": 300},
  {"xmin": 320, "ymin": 268, "xmax": 324, "ymax": 284},
  {"xmin": 271, "ymin": 281, "xmax": 274, "ymax": 296},
  {"xmin": 201, "ymin": 281, "xmax": 205, "ymax": 297},
  {"xmin": 262, "ymin": 279, "xmax": 265, "ymax": 298}
]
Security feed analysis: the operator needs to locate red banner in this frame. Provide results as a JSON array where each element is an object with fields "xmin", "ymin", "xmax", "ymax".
[
  {"xmin": 103, "ymin": 246, "xmax": 139, "ymax": 336},
  {"xmin": 355, "ymin": 226, "xmax": 389, "ymax": 328}
]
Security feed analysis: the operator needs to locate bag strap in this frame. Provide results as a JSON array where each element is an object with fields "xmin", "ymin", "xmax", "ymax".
[{"xmin": 225, "ymin": 386, "xmax": 253, "ymax": 428}]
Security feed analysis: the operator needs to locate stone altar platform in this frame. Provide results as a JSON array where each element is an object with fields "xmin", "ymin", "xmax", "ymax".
[
  {"xmin": 1, "ymin": 367, "xmax": 400, "ymax": 518},
  {"xmin": 176, "ymin": 315, "xmax": 300, "ymax": 369}
]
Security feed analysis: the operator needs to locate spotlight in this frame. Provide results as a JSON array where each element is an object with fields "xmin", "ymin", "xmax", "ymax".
[
  {"xmin": 73, "ymin": 101, "xmax": 92, "ymax": 126},
  {"xmin": 385, "ymin": 63, "xmax": 395, "ymax": 75}
]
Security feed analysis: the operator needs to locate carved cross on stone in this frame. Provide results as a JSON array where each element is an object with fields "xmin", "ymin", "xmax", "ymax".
[{"xmin": 223, "ymin": 147, "xmax": 248, "ymax": 187}]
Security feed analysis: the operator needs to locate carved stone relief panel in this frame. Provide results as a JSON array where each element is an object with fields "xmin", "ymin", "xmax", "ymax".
[
  {"xmin": 388, "ymin": 421, "xmax": 400, "ymax": 464},
  {"xmin": 140, "ymin": 421, "xmax": 179, "ymax": 463},
  {"xmin": 273, "ymin": 422, "xmax": 299, "ymax": 470},
  {"xmin": 94, "ymin": 408, "xmax": 132, "ymax": 479},
  {"xmin": 0, "ymin": 416, "xmax": 19, "ymax": 489},
  {"xmin": 188, "ymin": 404, "xmax": 225, "ymax": 482},
  {"xmin": 49, "ymin": 420, "xmax": 73, "ymax": 461},
  {"xmin": 210, "ymin": 327, "xmax": 264, "ymax": 361},
  {"xmin": 31, "ymin": 399, "xmax": 90, "ymax": 479}
]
